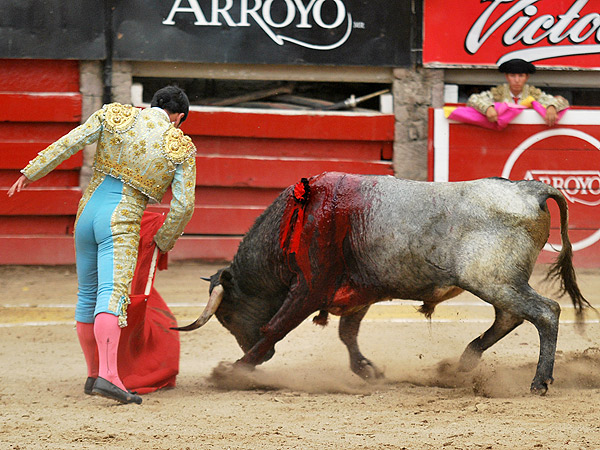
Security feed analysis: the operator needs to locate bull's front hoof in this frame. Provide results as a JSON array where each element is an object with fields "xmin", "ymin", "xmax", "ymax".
[
  {"xmin": 353, "ymin": 358, "xmax": 385, "ymax": 382},
  {"xmin": 531, "ymin": 377, "xmax": 554, "ymax": 395},
  {"xmin": 232, "ymin": 360, "xmax": 256, "ymax": 372},
  {"xmin": 530, "ymin": 383, "xmax": 548, "ymax": 396},
  {"xmin": 209, "ymin": 361, "xmax": 262, "ymax": 390},
  {"xmin": 530, "ymin": 377, "xmax": 553, "ymax": 396},
  {"xmin": 458, "ymin": 348, "xmax": 482, "ymax": 372}
]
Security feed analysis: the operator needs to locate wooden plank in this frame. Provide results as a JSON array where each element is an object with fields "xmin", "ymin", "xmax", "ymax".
[
  {"xmin": 0, "ymin": 207, "xmax": 260, "ymax": 236},
  {"xmin": 0, "ymin": 142, "xmax": 83, "ymax": 169},
  {"xmin": 194, "ymin": 155, "xmax": 393, "ymax": 188},
  {"xmin": 147, "ymin": 204, "xmax": 264, "ymax": 235},
  {"xmin": 381, "ymin": 142, "xmax": 393, "ymax": 160},
  {"xmin": 0, "ymin": 216, "xmax": 75, "ymax": 235},
  {"xmin": 0, "ymin": 236, "xmax": 76, "ymax": 265},
  {"xmin": 169, "ymin": 236, "xmax": 241, "ymax": 262},
  {"xmin": 0, "ymin": 59, "xmax": 79, "ymax": 93},
  {"xmin": 187, "ymin": 186, "xmax": 282, "ymax": 206},
  {"xmin": 0, "ymin": 170, "xmax": 80, "ymax": 187},
  {"xmin": 0, "ymin": 188, "xmax": 82, "ymax": 215},
  {"xmin": 0, "ymin": 123, "xmax": 78, "ymax": 141},
  {"xmin": 448, "ymin": 124, "xmax": 600, "ymax": 151},
  {"xmin": 183, "ymin": 110, "xmax": 395, "ymax": 141},
  {"xmin": 0, "ymin": 235, "xmax": 240, "ymax": 264},
  {"xmin": 191, "ymin": 136, "xmax": 390, "ymax": 161},
  {"xmin": 0, "ymin": 93, "xmax": 82, "ymax": 122}
]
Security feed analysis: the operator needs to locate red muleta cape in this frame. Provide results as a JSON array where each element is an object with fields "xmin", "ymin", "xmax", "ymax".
[{"xmin": 118, "ymin": 211, "xmax": 179, "ymax": 394}]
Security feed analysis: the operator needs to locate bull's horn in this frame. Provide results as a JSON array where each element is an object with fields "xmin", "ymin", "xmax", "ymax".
[
  {"xmin": 172, "ymin": 285, "xmax": 224, "ymax": 331},
  {"xmin": 200, "ymin": 276, "xmax": 210, "ymax": 282}
]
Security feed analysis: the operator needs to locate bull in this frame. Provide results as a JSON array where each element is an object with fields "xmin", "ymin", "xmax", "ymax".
[{"xmin": 176, "ymin": 172, "xmax": 590, "ymax": 394}]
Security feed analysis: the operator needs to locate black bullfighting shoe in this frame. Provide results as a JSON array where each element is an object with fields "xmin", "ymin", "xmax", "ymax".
[
  {"xmin": 91, "ymin": 377, "xmax": 142, "ymax": 405},
  {"xmin": 84, "ymin": 377, "xmax": 97, "ymax": 395}
]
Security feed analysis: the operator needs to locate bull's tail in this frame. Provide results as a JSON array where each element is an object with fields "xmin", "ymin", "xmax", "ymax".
[{"xmin": 543, "ymin": 187, "xmax": 592, "ymax": 322}]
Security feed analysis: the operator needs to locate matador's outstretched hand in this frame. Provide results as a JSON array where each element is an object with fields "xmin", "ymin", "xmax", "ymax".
[{"xmin": 7, "ymin": 175, "xmax": 32, "ymax": 197}]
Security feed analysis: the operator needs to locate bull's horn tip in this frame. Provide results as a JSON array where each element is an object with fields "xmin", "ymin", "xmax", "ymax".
[{"xmin": 200, "ymin": 276, "xmax": 211, "ymax": 282}]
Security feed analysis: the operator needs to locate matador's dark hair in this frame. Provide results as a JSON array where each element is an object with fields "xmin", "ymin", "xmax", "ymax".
[{"xmin": 151, "ymin": 86, "xmax": 190, "ymax": 123}]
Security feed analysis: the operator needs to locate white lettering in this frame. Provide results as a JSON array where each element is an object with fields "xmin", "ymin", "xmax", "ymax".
[
  {"xmin": 293, "ymin": 0, "xmax": 318, "ymax": 29},
  {"xmin": 524, "ymin": 171, "xmax": 600, "ymax": 203},
  {"xmin": 502, "ymin": 6, "xmax": 538, "ymax": 45},
  {"xmin": 313, "ymin": 0, "xmax": 346, "ymax": 29},
  {"xmin": 504, "ymin": 13, "xmax": 556, "ymax": 46},
  {"xmin": 590, "ymin": 177, "xmax": 600, "ymax": 195},
  {"xmin": 537, "ymin": 175, "xmax": 551, "ymax": 184},
  {"xmin": 163, "ymin": 0, "xmax": 210, "ymax": 26},
  {"xmin": 552, "ymin": 176, "xmax": 565, "ymax": 190},
  {"xmin": 548, "ymin": 0, "xmax": 588, "ymax": 42},
  {"xmin": 577, "ymin": 176, "xmax": 589, "ymax": 194},
  {"xmin": 263, "ymin": 0, "xmax": 296, "ymax": 28},
  {"xmin": 579, "ymin": 175, "xmax": 600, "ymax": 194},
  {"xmin": 239, "ymin": 0, "xmax": 262, "ymax": 27},
  {"xmin": 568, "ymin": 13, "xmax": 600, "ymax": 43},
  {"xmin": 213, "ymin": 0, "xmax": 237, "ymax": 26},
  {"xmin": 564, "ymin": 176, "xmax": 580, "ymax": 195},
  {"xmin": 466, "ymin": 0, "xmax": 600, "ymax": 63},
  {"xmin": 465, "ymin": 0, "xmax": 535, "ymax": 54},
  {"xmin": 162, "ymin": 0, "xmax": 352, "ymax": 51}
]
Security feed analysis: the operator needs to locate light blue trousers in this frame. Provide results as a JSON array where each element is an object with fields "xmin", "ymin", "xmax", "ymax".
[{"xmin": 74, "ymin": 175, "xmax": 146, "ymax": 325}]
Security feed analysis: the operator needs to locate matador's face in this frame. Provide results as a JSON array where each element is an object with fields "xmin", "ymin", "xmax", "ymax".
[{"xmin": 505, "ymin": 73, "xmax": 530, "ymax": 96}]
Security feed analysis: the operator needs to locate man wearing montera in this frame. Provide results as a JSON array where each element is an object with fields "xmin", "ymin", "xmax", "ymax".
[{"xmin": 467, "ymin": 58, "xmax": 569, "ymax": 127}]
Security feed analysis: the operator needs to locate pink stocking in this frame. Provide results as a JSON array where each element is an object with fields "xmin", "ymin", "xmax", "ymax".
[
  {"xmin": 76, "ymin": 322, "xmax": 99, "ymax": 378},
  {"xmin": 94, "ymin": 312, "xmax": 126, "ymax": 391}
]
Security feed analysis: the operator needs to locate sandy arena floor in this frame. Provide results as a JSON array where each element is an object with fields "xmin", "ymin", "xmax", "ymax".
[{"xmin": 1, "ymin": 261, "xmax": 600, "ymax": 449}]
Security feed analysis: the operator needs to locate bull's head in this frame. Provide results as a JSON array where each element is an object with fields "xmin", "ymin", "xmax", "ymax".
[{"xmin": 174, "ymin": 268, "xmax": 279, "ymax": 361}]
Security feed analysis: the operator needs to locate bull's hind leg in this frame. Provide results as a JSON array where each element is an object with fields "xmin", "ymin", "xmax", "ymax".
[
  {"xmin": 458, "ymin": 306, "xmax": 523, "ymax": 372},
  {"xmin": 470, "ymin": 284, "xmax": 560, "ymax": 395},
  {"xmin": 339, "ymin": 305, "xmax": 384, "ymax": 381}
]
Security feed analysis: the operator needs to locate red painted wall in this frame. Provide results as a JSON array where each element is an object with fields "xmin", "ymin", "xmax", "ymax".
[{"xmin": 0, "ymin": 59, "xmax": 82, "ymax": 264}]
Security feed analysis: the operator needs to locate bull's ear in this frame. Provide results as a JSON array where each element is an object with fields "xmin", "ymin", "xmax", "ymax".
[{"xmin": 219, "ymin": 268, "xmax": 233, "ymax": 287}]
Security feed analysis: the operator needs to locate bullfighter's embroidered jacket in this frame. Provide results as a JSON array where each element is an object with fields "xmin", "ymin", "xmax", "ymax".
[
  {"xmin": 467, "ymin": 84, "xmax": 569, "ymax": 114},
  {"xmin": 22, "ymin": 103, "xmax": 197, "ymax": 252}
]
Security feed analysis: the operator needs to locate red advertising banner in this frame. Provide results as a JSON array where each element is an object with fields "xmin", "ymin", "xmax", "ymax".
[
  {"xmin": 423, "ymin": 0, "xmax": 600, "ymax": 69},
  {"xmin": 429, "ymin": 107, "xmax": 600, "ymax": 267}
]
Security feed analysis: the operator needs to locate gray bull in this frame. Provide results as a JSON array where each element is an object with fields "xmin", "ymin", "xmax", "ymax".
[{"xmin": 177, "ymin": 172, "xmax": 590, "ymax": 394}]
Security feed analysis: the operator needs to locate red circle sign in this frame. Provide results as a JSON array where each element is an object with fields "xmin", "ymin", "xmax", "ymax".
[{"xmin": 502, "ymin": 128, "xmax": 600, "ymax": 252}]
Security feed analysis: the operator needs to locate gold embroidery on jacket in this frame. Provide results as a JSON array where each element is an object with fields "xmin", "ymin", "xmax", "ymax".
[
  {"xmin": 163, "ymin": 127, "xmax": 195, "ymax": 164},
  {"xmin": 103, "ymin": 103, "xmax": 140, "ymax": 133}
]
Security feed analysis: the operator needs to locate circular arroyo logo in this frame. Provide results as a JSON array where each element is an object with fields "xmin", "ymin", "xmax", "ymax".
[{"xmin": 501, "ymin": 128, "xmax": 600, "ymax": 252}]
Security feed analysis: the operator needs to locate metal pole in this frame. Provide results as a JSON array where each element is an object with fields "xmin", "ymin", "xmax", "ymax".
[{"xmin": 102, "ymin": 0, "xmax": 114, "ymax": 104}]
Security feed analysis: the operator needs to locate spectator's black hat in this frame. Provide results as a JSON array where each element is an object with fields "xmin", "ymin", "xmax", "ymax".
[{"xmin": 498, "ymin": 59, "xmax": 536, "ymax": 74}]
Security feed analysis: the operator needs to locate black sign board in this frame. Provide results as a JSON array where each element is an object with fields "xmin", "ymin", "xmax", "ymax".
[
  {"xmin": 0, "ymin": 0, "xmax": 105, "ymax": 59},
  {"xmin": 1, "ymin": 0, "xmax": 412, "ymax": 67},
  {"xmin": 114, "ymin": 0, "xmax": 412, "ymax": 67}
]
